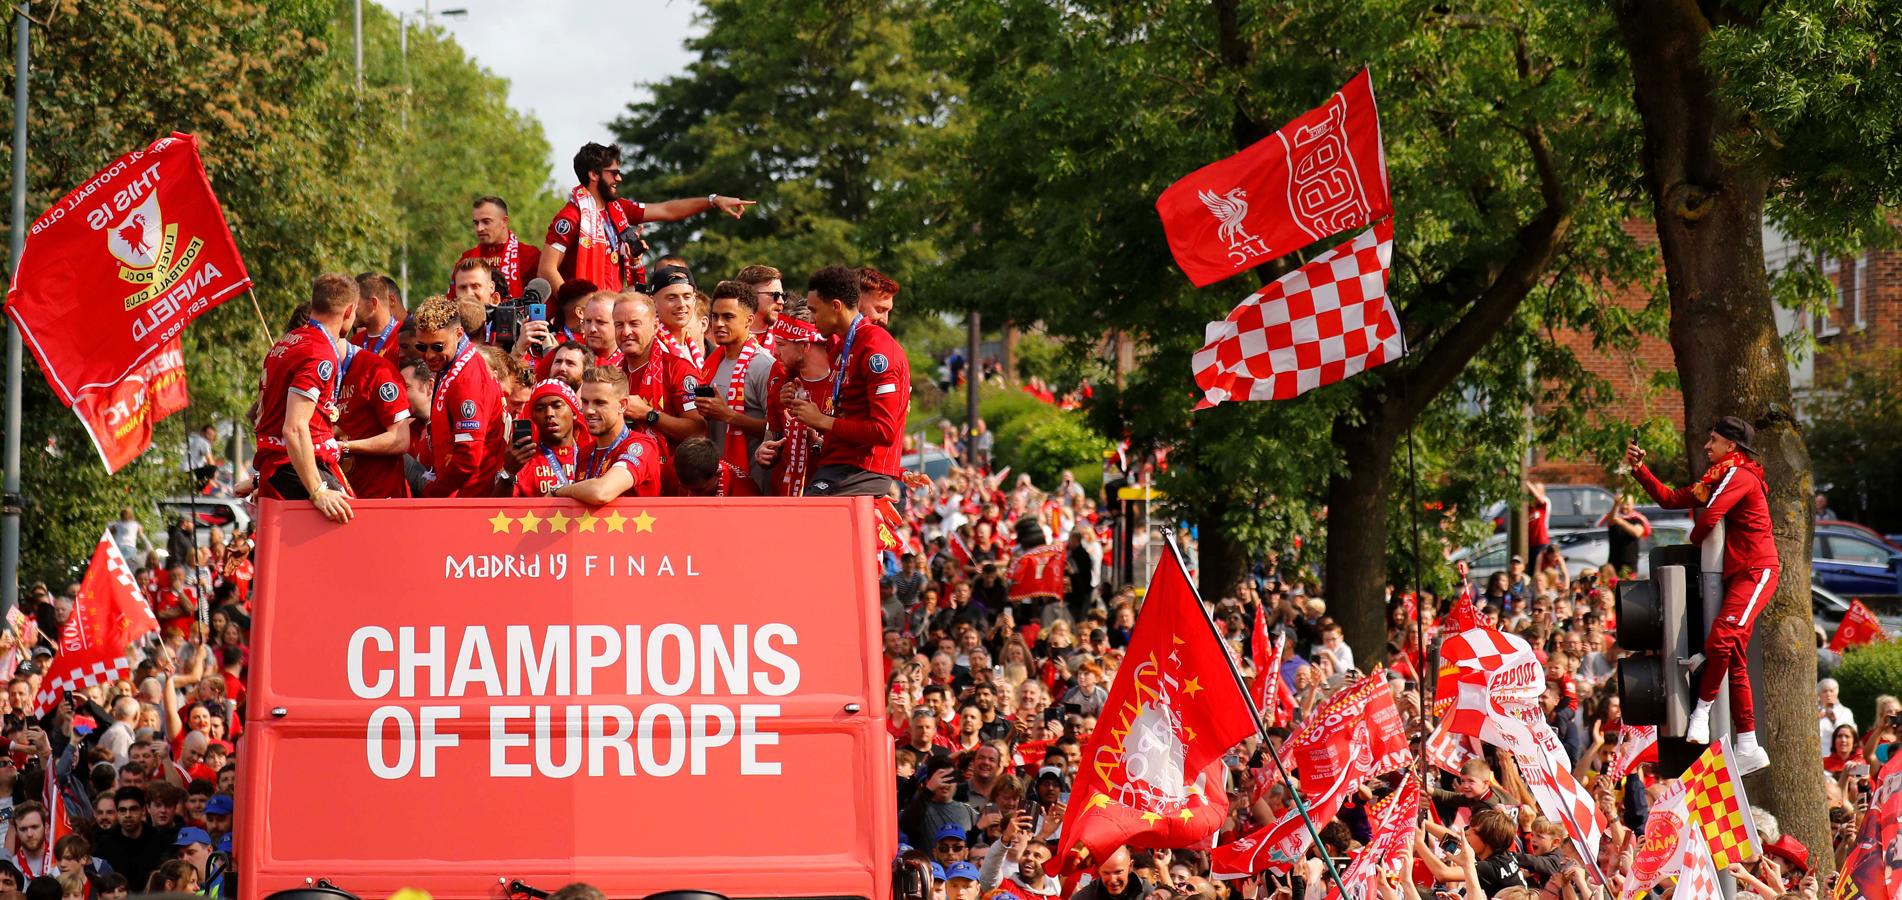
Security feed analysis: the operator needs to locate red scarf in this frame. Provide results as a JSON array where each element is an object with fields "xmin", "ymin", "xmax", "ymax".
[
  {"xmin": 660, "ymin": 330, "xmax": 706, "ymax": 369},
  {"xmin": 703, "ymin": 339, "xmax": 762, "ymax": 473},
  {"xmin": 569, "ymin": 185, "xmax": 633, "ymax": 290},
  {"xmin": 1692, "ymin": 450, "xmax": 1764, "ymax": 503},
  {"xmin": 777, "ymin": 369, "xmax": 832, "ymax": 496}
]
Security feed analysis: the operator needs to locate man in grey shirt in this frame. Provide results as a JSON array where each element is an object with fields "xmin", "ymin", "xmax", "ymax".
[
  {"xmin": 698, "ymin": 281, "xmax": 776, "ymax": 492},
  {"xmin": 99, "ymin": 696, "xmax": 140, "ymax": 768}
]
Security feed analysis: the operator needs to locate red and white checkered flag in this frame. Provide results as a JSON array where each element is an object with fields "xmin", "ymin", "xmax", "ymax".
[
  {"xmin": 36, "ymin": 530, "xmax": 158, "ymax": 715},
  {"xmin": 1193, "ymin": 220, "xmax": 1400, "ymax": 407}
]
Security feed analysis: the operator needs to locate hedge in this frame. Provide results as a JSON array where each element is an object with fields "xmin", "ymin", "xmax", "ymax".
[{"xmin": 1836, "ymin": 639, "xmax": 1902, "ymax": 730}]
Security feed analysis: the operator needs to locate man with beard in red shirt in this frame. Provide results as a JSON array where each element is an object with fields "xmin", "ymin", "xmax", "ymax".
[
  {"xmin": 613, "ymin": 292, "xmax": 705, "ymax": 455},
  {"xmin": 537, "ymin": 142, "xmax": 755, "ymax": 294},
  {"xmin": 1626, "ymin": 416, "xmax": 1779, "ymax": 774},
  {"xmin": 253, "ymin": 274, "xmax": 357, "ymax": 523},
  {"xmin": 288, "ymin": 303, "xmax": 413, "ymax": 499},
  {"xmin": 788, "ymin": 265, "xmax": 910, "ymax": 497},
  {"xmin": 556, "ymin": 366, "xmax": 664, "ymax": 502},
  {"xmin": 458, "ymin": 196, "xmax": 543, "ymax": 298},
  {"xmin": 350, "ymin": 272, "xmax": 404, "ymax": 365},
  {"xmin": 411, "ymin": 296, "xmax": 507, "ymax": 497},
  {"xmin": 755, "ymin": 306, "xmax": 832, "ymax": 496},
  {"xmin": 737, "ymin": 264, "xmax": 786, "ymax": 348},
  {"xmin": 499, "ymin": 379, "xmax": 588, "ymax": 497}
]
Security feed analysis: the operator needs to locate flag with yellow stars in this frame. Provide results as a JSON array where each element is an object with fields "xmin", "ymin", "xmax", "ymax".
[{"xmin": 1055, "ymin": 541, "xmax": 1256, "ymax": 874}]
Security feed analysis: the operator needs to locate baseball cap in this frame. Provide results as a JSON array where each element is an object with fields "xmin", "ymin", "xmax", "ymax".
[
  {"xmin": 930, "ymin": 863, "xmax": 947, "ymax": 881},
  {"xmin": 205, "ymin": 794, "xmax": 234, "ymax": 816},
  {"xmin": 1712, "ymin": 415, "xmax": 1758, "ymax": 455},
  {"xmin": 217, "ymin": 833, "xmax": 233, "ymax": 854},
  {"xmin": 648, "ymin": 265, "xmax": 694, "ymax": 291},
  {"xmin": 934, "ymin": 823, "xmax": 968, "ymax": 844},
  {"xmin": 945, "ymin": 863, "xmax": 982, "ymax": 882},
  {"xmin": 175, "ymin": 827, "xmax": 213, "ymax": 848}
]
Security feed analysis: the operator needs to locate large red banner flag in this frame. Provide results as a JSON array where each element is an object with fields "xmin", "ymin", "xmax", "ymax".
[
  {"xmin": 1008, "ymin": 542, "xmax": 1068, "ymax": 602},
  {"xmin": 1157, "ymin": 68, "xmax": 1390, "ymax": 287},
  {"xmin": 70, "ymin": 338, "xmax": 189, "ymax": 473},
  {"xmin": 34, "ymin": 531, "xmax": 159, "ymax": 715},
  {"xmin": 1831, "ymin": 599, "xmax": 1888, "ymax": 652},
  {"xmin": 1055, "ymin": 541, "xmax": 1257, "ymax": 873},
  {"xmin": 5, "ymin": 132, "xmax": 250, "ymax": 406},
  {"xmin": 1192, "ymin": 220, "xmax": 1401, "ymax": 407}
]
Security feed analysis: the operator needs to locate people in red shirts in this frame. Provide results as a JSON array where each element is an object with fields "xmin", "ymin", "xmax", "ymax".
[
  {"xmin": 700, "ymin": 280, "xmax": 774, "ymax": 493},
  {"xmin": 577, "ymin": 293, "xmax": 624, "ymax": 369},
  {"xmin": 536, "ymin": 142, "xmax": 755, "ymax": 295},
  {"xmin": 350, "ymin": 272, "xmax": 405, "ymax": 366},
  {"xmin": 612, "ymin": 292, "xmax": 706, "ymax": 452},
  {"xmin": 858, "ymin": 266, "xmax": 900, "ymax": 328},
  {"xmin": 789, "ymin": 265, "xmax": 911, "ymax": 497},
  {"xmin": 673, "ymin": 436, "xmax": 761, "ymax": 497},
  {"xmin": 409, "ymin": 296, "xmax": 507, "ymax": 498},
  {"xmin": 334, "ymin": 329, "xmax": 414, "ymax": 500},
  {"xmin": 649, "ymin": 265, "xmax": 707, "ymax": 369},
  {"xmin": 459, "ymin": 196, "xmax": 543, "ymax": 298},
  {"xmin": 1625, "ymin": 416, "xmax": 1779, "ymax": 774},
  {"xmin": 544, "ymin": 341, "xmax": 594, "ymax": 389},
  {"xmin": 756, "ymin": 310, "xmax": 833, "ymax": 496},
  {"xmin": 737, "ymin": 264, "xmax": 786, "ymax": 347},
  {"xmin": 253, "ymin": 274, "xmax": 357, "ymax": 523},
  {"xmin": 499, "ymin": 379, "xmax": 588, "ymax": 497},
  {"xmin": 1526, "ymin": 480, "xmax": 1552, "ymax": 567},
  {"xmin": 555, "ymin": 366, "xmax": 664, "ymax": 503}
]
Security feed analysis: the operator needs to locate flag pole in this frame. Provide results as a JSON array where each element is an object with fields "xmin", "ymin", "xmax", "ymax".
[
  {"xmin": 1, "ymin": 1, "xmax": 33, "ymax": 627},
  {"xmin": 1160, "ymin": 532, "xmax": 1348, "ymax": 894},
  {"xmin": 246, "ymin": 289, "xmax": 274, "ymax": 346},
  {"xmin": 1397, "ymin": 331, "xmax": 1435, "ymax": 814}
]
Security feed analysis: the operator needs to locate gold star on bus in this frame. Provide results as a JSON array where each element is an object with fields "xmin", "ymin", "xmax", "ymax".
[
  {"xmin": 632, "ymin": 510, "xmax": 656, "ymax": 532},
  {"xmin": 576, "ymin": 512, "xmax": 599, "ymax": 533},
  {"xmin": 487, "ymin": 511, "xmax": 513, "ymax": 533},
  {"xmin": 604, "ymin": 511, "xmax": 628, "ymax": 532},
  {"xmin": 517, "ymin": 510, "xmax": 544, "ymax": 533},
  {"xmin": 546, "ymin": 511, "xmax": 572, "ymax": 533}
]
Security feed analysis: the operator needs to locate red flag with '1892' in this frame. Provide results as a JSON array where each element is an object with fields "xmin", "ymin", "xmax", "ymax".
[
  {"xmin": 4, "ymin": 132, "xmax": 250, "ymax": 406},
  {"xmin": 1055, "ymin": 542, "xmax": 1256, "ymax": 873},
  {"xmin": 1156, "ymin": 69, "xmax": 1390, "ymax": 287}
]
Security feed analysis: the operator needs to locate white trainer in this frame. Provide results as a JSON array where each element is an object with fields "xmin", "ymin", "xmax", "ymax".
[
  {"xmin": 1685, "ymin": 704, "xmax": 1711, "ymax": 744},
  {"xmin": 1735, "ymin": 743, "xmax": 1771, "ymax": 775}
]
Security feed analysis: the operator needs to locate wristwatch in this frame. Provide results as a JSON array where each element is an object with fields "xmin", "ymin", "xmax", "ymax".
[
  {"xmin": 707, "ymin": 193, "xmax": 719, "ymax": 206},
  {"xmin": 645, "ymin": 409, "xmax": 661, "ymax": 426}
]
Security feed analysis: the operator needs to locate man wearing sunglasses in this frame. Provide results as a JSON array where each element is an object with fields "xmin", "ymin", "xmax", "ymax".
[
  {"xmin": 737, "ymin": 264, "xmax": 786, "ymax": 347},
  {"xmin": 537, "ymin": 141, "xmax": 756, "ymax": 295},
  {"xmin": 410, "ymin": 296, "xmax": 507, "ymax": 498}
]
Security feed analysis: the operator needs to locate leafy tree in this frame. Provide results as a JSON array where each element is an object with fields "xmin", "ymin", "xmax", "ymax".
[
  {"xmin": 1609, "ymin": 0, "xmax": 1902, "ymax": 859},
  {"xmin": 1806, "ymin": 349, "xmax": 1902, "ymax": 532}
]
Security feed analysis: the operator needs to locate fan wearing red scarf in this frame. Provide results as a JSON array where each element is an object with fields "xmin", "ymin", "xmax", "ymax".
[
  {"xmin": 459, "ymin": 196, "xmax": 543, "ymax": 298},
  {"xmin": 613, "ymin": 292, "xmax": 706, "ymax": 460},
  {"xmin": 536, "ymin": 142, "xmax": 756, "ymax": 295},
  {"xmin": 498, "ymin": 379, "xmax": 590, "ymax": 497},
  {"xmin": 554, "ymin": 366, "xmax": 664, "ymax": 502},
  {"xmin": 756, "ymin": 309, "xmax": 833, "ymax": 496},
  {"xmin": 1626, "ymin": 415, "xmax": 1779, "ymax": 775},
  {"xmin": 253, "ymin": 273, "xmax": 358, "ymax": 524},
  {"xmin": 789, "ymin": 265, "xmax": 911, "ymax": 497},
  {"xmin": 411, "ymin": 296, "xmax": 508, "ymax": 498},
  {"xmin": 698, "ymin": 280, "xmax": 775, "ymax": 495}
]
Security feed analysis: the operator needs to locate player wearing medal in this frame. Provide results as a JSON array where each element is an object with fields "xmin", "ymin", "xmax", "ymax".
[
  {"xmin": 499, "ymin": 379, "xmax": 588, "ymax": 497},
  {"xmin": 412, "ymin": 296, "xmax": 508, "ymax": 498},
  {"xmin": 253, "ymin": 273, "xmax": 357, "ymax": 523},
  {"xmin": 350, "ymin": 273, "xmax": 404, "ymax": 365},
  {"xmin": 788, "ymin": 265, "xmax": 910, "ymax": 497},
  {"xmin": 554, "ymin": 366, "xmax": 664, "ymax": 503}
]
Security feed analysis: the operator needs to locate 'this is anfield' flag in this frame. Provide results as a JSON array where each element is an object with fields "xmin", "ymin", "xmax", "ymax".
[
  {"xmin": 35, "ymin": 532, "xmax": 159, "ymax": 715},
  {"xmin": 1192, "ymin": 221, "xmax": 1401, "ymax": 407},
  {"xmin": 70, "ymin": 338, "xmax": 189, "ymax": 473},
  {"xmin": 1157, "ymin": 68, "xmax": 1390, "ymax": 287},
  {"xmin": 1055, "ymin": 542, "xmax": 1256, "ymax": 873},
  {"xmin": 1830, "ymin": 599, "xmax": 1888, "ymax": 652},
  {"xmin": 5, "ymin": 133, "xmax": 250, "ymax": 406}
]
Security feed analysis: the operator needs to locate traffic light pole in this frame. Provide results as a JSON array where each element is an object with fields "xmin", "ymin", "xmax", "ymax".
[{"xmin": 1698, "ymin": 523, "xmax": 1739, "ymax": 900}]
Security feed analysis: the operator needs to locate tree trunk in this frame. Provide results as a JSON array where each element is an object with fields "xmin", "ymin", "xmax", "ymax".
[
  {"xmin": 1327, "ymin": 416, "xmax": 1400, "ymax": 668},
  {"xmin": 1613, "ymin": 1, "xmax": 1829, "ymax": 870},
  {"xmin": 1001, "ymin": 321, "xmax": 1020, "ymax": 385},
  {"xmin": 1196, "ymin": 510, "xmax": 1252, "ymax": 605}
]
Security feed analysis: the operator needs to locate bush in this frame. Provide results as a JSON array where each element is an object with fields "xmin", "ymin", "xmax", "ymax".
[
  {"xmin": 994, "ymin": 408, "xmax": 1061, "ymax": 466},
  {"xmin": 1836, "ymin": 639, "xmax": 1902, "ymax": 728},
  {"xmin": 943, "ymin": 385, "xmax": 1055, "ymax": 435},
  {"xmin": 1015, "ymin": 412, "xmax": 1112, "ymax": 490}
]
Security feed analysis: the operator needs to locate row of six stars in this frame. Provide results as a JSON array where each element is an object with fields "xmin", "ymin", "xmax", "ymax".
[{"xmin": 487, "ymin": 509, "xmax": 657, "ymax": 534}]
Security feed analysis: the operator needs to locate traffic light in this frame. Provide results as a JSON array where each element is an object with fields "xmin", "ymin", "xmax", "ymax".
[{"xmin": 1615, "ymin": 544, "xmax": 1699, "ymax": 736}]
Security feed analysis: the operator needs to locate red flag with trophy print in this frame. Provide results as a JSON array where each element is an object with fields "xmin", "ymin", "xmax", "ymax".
[
  {"xmin": 70, "ymin": 338, "xmax": 189, "ymax": 473},
  {"xmin": 1831, "ymin": 599, "xmax": 1888, "ymax": 652},
  {"xmin": 1008, "ymin": 542, "xmax": 1068, "ymax": 603},
  {"xmin": 1211, "ymin": 718, "xmax": 1373, "ymax": 878},
  {"xmin": 1285, "ymin": 666, "xmax": 1410, "ymax": 782},
  {"xmin": 5, "ymin": 133, "xmax": 251, "ymax": 407},
  {"xmin": 1157, "ymin": 69, "xmax": 1391, "ymax": 287},
  {"xmin": 35, "ymin": 531, "xmax": 160, "ymax": 715},
  {"xmin": 1325, "ymin": 772, "xmax": 1422, "ymax": 900},
  {"xmin": 1250, "ymin": 615, "xmax": 1288, "ymax": 726},
  {"xmin": 1054, "ymin": 542, "xmax": 1256, "ymax": 873},
  {"xmin": 872, "ymin": 496, "xmax": 906, "ymax": 553}
]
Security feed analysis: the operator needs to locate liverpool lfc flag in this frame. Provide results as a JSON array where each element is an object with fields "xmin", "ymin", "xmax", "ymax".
[
  {"xmin": 35, "ymin": 532, "xmax": 160, "ymax": 714},
  {"xmin": 1831, "ymin": 599, "xmax": 1888, "ymax": 652},
  {"xmin": 70, "ymin": 338, "xmax": 189, "ymax": 473},
  {"xmin": 1055, "ymin": 541, "xmax": 1256, "ymax": 872},
  {"xmin": 1157, "ymin": 69, "xmax": 1390, "ymax": 287}
]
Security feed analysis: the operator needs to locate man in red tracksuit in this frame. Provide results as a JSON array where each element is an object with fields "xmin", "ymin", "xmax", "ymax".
[
  {"xmin": 788, "ymin": 265, "xmax": 911, "ymax": 497},
  {"xmin": 1626, "ymin": 416, "xmax": 1779, "ymax": 774}
]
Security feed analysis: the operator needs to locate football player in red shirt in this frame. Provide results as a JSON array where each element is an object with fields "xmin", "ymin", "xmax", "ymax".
[
  {"xmin": 673, "ymin": 436, "xmax": 761, "ymax": 497},
  {"xmin": 755, "ymin": 309, "xmax": 833, "ymax": 496},
  {"xmin": 858, "ymin": 266, "xmax": 900, "ymax": 328},
  {"xmin": 788, "ymin": 265, "xmax": 911, "ymax": 497},
  {"xmin": 536, "ymin": 142, "xmax": 755, "ymax": 295},
  {"xmin": 649, "ymin": 265, "xmax": 706, "ymax": 368},
  {"xmin": 737, "ymin": 264, "xmax": 786, "ymax": 347},
  {"xmin": 332, "ymin": 321, "xmax": 414, "ymax": 499},
  {"xmin": 458, "ymin": 196, "xmax": 542, "ymax": 298},
  {"xmin": 577, "ymin": 293, "xmax": 623, "ymax": 369},
  {"xmin": 350, "ymin": 272, "xmax": 405, "ymax": 365},
  {"xmin": 410, "ymin": 296, "xmax": 508, "ymax": 498},
  {"xmin": 544, "ymin": 341, "xmax": 594, "ymax": 389},
  {"xmin": 612, "ymin": 292, "xmax": 706, "ymax": 451},
  {"xmin": 500, "ymin": 379, "xmax": 587, "ymax": 497},
  {"xmin": 253, "ymin": 273, "xmax": 357, "ymax": 523},
  {"xmin": 556, "ymin": 366, "xmax": 664, "ymax": 503}
]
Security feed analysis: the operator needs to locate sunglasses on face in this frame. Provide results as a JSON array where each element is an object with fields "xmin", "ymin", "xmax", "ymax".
[
  {"xmin": 761, "ymin": 291, "xmax": 787, "ymax": 302},
  {"xmin": 411, "ymin": 341, "xmax": 449, "ymax": 354}
]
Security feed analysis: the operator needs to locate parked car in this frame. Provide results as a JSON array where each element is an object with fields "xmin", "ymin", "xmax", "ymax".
[
  {"xmin": 1815, "ymin": 519, "xmax": 1902, "ymax": 552},
  {"xmin": 1485, "ymin": 484, "xmax": 1619, "ymax": 532},
  {"xmin": 1811, "ymin": 530, "xmax": 1902, "ymax": 595},
  {"xmin": 1812, "ymin": 583, "xmax": 1902, "ymax": 636},
  {"xmin": 899, "ymin": 445, "xmax": 956, "ymax": 482},
  {"xmin": 1548, "ymin": 523, "xmax": 1693, "ymax": 580}
]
